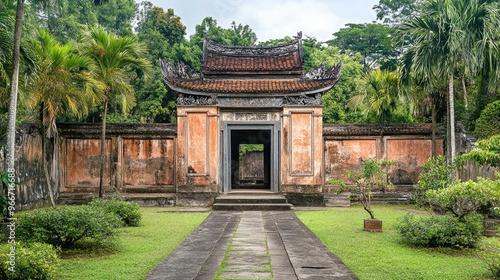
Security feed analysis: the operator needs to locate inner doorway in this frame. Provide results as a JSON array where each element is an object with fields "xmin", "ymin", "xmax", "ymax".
[
  {"xmin": 231, "ymin": 130, "xmax": 271, "ymax": 189},
  {"xmin": 221, "ymin": 123, "xmax": 280, "ymax": 193}
]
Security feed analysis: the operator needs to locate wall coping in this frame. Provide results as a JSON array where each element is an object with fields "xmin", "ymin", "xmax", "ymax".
[
  {"xmin": 323, "ymin": 123, "xmax": 440, "ymax": 137},
  {"xmin": 58, "ymin": 123, "xmax": 177, "ymax": 138}
]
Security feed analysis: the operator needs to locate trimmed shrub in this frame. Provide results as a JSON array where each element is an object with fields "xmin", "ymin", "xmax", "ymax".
[
  {"xmin": 17, "ymin": 205, "xmax": 121, "ymax": 248},
  {"xmin": 89, "ymin": 197, "xmax": 142, "ymax": 226},
  {"xmin": 0, "ymin": 242, "xmax": 59, "ymax": 280},
  {"xmin": 413, "ymin": 156, "xmax": 458, "ymax": 207},
  {"xmin": 426, "ymin": 178, "xmax": 500, "ymax": 219},
  {"xmin": 462, "ymin": 135, "xmax": 500, "ymax": 167},
  {"xmin": 396, "ymin": 213, "xmax": 483, "ymax": 248},
  {"xmin": 478, "ymin": 238, "xmax": 500, "ymax": 278},
  {"xmin": 474, "ymin": 100, "xmax": 500, "ymax": 139}
]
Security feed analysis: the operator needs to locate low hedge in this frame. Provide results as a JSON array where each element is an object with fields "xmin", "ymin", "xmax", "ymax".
[
  {"xmin": 396, "ymin": 213, "xmax": 483, "ymax": 248},
  {"xmin": 89, "ymin": 197, "xmax": 142, "ymax": 226},
  {"xmin": 0, "ymin": 242, "xmax": 59, "ymax": 280},
  {"xmin": 17, "ymin": 205, "xmax": 122, "ymax": 248}
]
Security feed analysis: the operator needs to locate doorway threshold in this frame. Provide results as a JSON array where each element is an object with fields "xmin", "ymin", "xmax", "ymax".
[{"xmin": 229, "ymin": 189, "xmax": 275, "ymax": 195}]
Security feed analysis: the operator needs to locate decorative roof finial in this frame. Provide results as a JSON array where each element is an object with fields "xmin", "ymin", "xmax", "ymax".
[{"xmin": 295, "ymin": 31, "xmax": 303, "ymax": 40}]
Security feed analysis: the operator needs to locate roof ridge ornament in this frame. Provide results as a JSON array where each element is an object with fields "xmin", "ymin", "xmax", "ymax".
[
  {"xmin": 160, "ymin": 59, "xmax": 201, "ymax": 80},
  {"xmin": 304, "ymin": 62, "xmax": 342, "ymax": 80},
  {"xmin": 204, "ymin": 36, "xmax": 300, "ymax": 56}
]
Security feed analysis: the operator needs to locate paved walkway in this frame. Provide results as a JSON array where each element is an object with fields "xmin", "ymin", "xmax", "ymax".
[{"xmin": 146, "ymin": 211, "xmax": 358, "ymax": 280}]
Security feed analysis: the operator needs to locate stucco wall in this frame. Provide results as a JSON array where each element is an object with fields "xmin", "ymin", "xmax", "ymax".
[
  {"xmin": 6, "ymin": 122, "xmax": 447, "ymax": 208},
  {"xmin": 323, "ymin": 124, "xmax": 444, "ymax": 193},
  {"xmin": 58, "ymin": 123, "xmax": 177, "ymax": 194},
  {"xmin": 0, "ymin": 124, "xmax": 58, "ymax": 210}
]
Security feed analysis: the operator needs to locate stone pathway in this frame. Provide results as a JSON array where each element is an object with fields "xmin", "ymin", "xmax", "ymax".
[{"xmin": 146, "ymin": 211, "xmax": 358, "ymax": 280}]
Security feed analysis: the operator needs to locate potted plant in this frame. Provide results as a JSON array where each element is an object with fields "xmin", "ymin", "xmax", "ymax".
[
  {"xmin": 483, "ymin": 199, "xmax": 500, "ymax": 237},
  {"xmin": 330, "ymin": 158, "xmax": 395, "ymax": 232}
]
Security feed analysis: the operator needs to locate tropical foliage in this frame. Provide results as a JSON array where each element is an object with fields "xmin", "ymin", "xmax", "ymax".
[{"xmin": 1, "ymin": 0, "xmax": 500, "ymax": 157}]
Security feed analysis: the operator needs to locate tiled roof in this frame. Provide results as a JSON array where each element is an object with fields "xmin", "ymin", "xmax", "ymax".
[
  {"xmin": 202, "ymin": 52, "xmax": 302, "ymax": 72},
  {"xmin": 202, "ymin": 37, "xmax": 303, "ymax": 73},
  {"xmin": 169, "ymin": 78, "xmax": 336, "ymax": 94}
]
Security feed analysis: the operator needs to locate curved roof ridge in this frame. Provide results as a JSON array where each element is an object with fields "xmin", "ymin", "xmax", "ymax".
[{"xmin": 202, "ymin": 32, "xmax": 303, "ymax": 58}]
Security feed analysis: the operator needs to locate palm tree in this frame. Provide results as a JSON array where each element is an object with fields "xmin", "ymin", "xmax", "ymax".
[
  {"xmin": 81, "ymin": 26, "xmax": 152, "ymax": 198},
  {"xmin": 2, "ymin": 0, "xmax": 38, "ymax": 167},
  {"xmin": 29, "ymin": 29, "xmax": 104, "ymax": 207},
  {"xmin": 350, "ymin": 69, "xmax": 406, "ymax": 123},
  {"xmin": 399, "ymin": 0, "xmax": 500, "ymax": 163},
  {"xmin": 4, "ymin": 0, "xmax": 25, "ymax": 173}
]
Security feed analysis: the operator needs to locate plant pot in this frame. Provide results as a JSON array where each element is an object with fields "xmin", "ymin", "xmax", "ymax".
[
  {"xmin": 364, "ymin": 219, "xmax": 382, "ymax": 232},
  {"xmin": 483, "ymin": 219, "xmax": 499, "ymax": 237}
]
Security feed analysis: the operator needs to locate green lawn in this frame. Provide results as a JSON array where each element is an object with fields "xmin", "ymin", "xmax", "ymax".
[
  {"xmin": 296, "ymin": 205, "xmax": 492, "ymax": 280},
  {"xmin": 57, "ymin": 208, "xmax": 209, "ymax": 280}
]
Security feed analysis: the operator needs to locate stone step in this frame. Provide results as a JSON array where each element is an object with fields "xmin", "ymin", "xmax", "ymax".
[
  {"xmin": 212, "ymin": 203, "xmax": 293, "ymax": 211},
  {"xmin": 213, "ymin": 193, "xmax": 293, "ymax": 211},
  {"xmin": 215, "ymin": 195, "xmax": 288, "ymax": 204}
]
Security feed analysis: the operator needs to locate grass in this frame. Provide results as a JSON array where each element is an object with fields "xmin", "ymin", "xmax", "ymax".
[
  {"xmin": 56, "ymin": 207, "xmax": 209, "ymax": 280},
  {"xmin": 296, "ymin": 204, "xmax": 492, "ymax": 280}
]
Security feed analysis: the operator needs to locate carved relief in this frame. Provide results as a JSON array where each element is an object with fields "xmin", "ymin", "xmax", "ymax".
[
  {"xmin": 160, "ymin": 59, "xmax": 201, "ymax": 80},
  {"xmin": 205, "ymin": 36, "xmax": 300, "ymax": 56},
  {"xmin": 219, "ymin": 97, "xmax": 284, "ymax": 108},
  {"xmin": 221, "ymin": 112, "xmax": 281, "ymax": 122},
  {"xmin": 284, "ymin": 93, "xmax": 322, "ymax": 106},
  {"xmin": 177, "ymin": 94, "xmax": 217, "ymax": 106},
  {"xmin": 304, "ymin": 62, "xmax": 342, "ymax": 80}
]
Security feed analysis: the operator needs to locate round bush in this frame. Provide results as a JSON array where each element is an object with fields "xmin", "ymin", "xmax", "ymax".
[
  {"xmin": 413, "ymin": 156, "xmax": 457, "ymax": 207},
  {"xmin": 396, "ymin": 213, "xmax": 483, "ymax": 248},
  {"xmin": 17, "ymin": 205, "xmax": 122, "ymax": 248},
  {"xmin": 475, "ymin": 99, "xmax": 500, "ymax": 139},
  {"xmin": 0, "ymin": 242, "xmax": 59, "ymax": 280},
  {"xmin": 89, "ymin": 198, "xmax": 142, "ymax": 226}
]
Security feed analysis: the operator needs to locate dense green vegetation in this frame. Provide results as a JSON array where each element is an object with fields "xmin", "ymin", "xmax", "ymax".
[{"xmin": 1, "ymin": 0, "xmax": 499, "ymax": 136}]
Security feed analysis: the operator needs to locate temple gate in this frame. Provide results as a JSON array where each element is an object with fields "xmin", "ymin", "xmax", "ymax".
[{"xmin": 161, "ymin": 33, "xmax": 341, "ymax": 196}]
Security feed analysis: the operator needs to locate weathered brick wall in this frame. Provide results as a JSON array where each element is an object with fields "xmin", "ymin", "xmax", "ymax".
[
  {"xmin": 323, "ymin": 124, "xmax": 444, "ymax": 194},
  {"xmin": 58, "ymin": 123, "xmax": 177, "ymax": 193},
  {"xmin": 6, "ymin": 122, "xmax": 447, "ymax": 208},
  {"xmin": 0, "ymin": 124, "xmax": 58, "ymax": 210}
]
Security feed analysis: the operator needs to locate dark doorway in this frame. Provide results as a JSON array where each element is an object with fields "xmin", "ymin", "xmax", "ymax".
[{"xmin": 230, "ymin": 130, "xmax": 271, "ymax": 189}]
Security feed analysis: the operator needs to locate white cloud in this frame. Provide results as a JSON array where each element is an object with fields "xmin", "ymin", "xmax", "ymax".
[
  {"xmin": 147, "ymin": 0, "xmax": 379, "ymax": 42},
  {"xmin": 226, "ymin": 0, "xmax": 342, "ymax": 42}
]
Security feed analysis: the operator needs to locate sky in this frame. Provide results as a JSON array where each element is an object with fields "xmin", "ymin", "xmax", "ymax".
[{"xmin": 146, "ymin": 0, "xmax": 380, "ymax": 43}]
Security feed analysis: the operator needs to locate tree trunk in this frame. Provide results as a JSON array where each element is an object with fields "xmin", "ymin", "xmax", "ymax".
[
  {"xmin": 448, "ymin": 74, "xmax": 456, "ymax": 163},
  {"xmin": 40, "ymin": 105, "xmax": 56, "ymax": 208},
  {"xmin": 461, "ymin": 76, "xmax": 468, "ymax": 109},
  {"xmin": 431, "ymin": 94, "xmax": 436, "ymax": 158},
  {"xmin": 4, "ymin": 0, "xmax": 24, "ymax": 172},
  {"xmin": 98, "ymin": 101, "xmax": 108, "ymax": 199}
]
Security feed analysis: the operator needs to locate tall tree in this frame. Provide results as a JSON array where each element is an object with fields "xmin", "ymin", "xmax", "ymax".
[
  {"xmin": 329, "ymin": 23, "xmax": 399, "ymax": 71},
  {"xmin": 190, "ymin": 17, "xmax": 257, "ymax": 50},
  {"xmin": 81, "ymin": 27, "xmax": 152, "ymax": 198},
  {"xmin": 350, "ymin": 69, "xmax": 411, "ymax": 123},
  {"xmin": 29, "ymin": 29, "xmax": 104, "ymax": 207},
  {"xmin": 305, "ymin": 43, "xmax": 365, "ymax": 123},
  {"xmin": 32, "ymin": 0, "xmax": 134, "ymax": 43},
  {"xmin": 399, "ymin": 0, "xmax": 500, "ymax": 163},
  {"xmin": 373, "ymin": 0, "xmax": 424, "ymax": 25},
  {"xmin": 5, "ymin": 0, "xmax": 25, "ymax": 173},
  {"xmin": 132, "ymin": 2, "xmax": 186, "ymax": 123}
]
